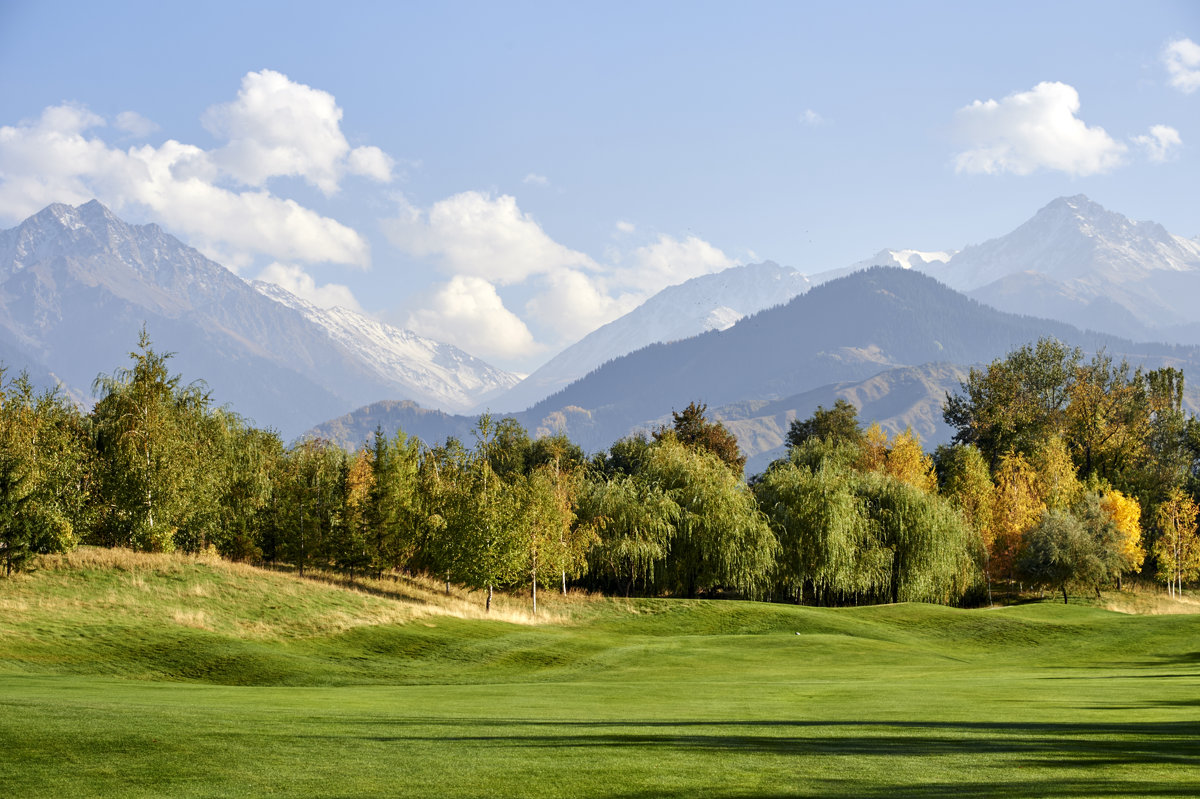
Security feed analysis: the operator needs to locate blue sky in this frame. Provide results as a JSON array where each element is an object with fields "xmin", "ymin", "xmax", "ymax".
[{"xmin": 1, "ymin": 1, "xmax": 1197, "ymax": 372}]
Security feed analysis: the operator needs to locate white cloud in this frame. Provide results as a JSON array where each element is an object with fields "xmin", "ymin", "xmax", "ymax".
[
  {"xmin": 1164, "ymin": 38, "xmax": 1200, "ymax": 94},
  {"xmin": 953, "ymin": 81, "xmax": 1127, "ymax": 176},
  {"xmin": 522, "ymin": 172, "xmax": 549, "ymax": 186},
  {"xmin": 385, "ymin": 191, "xmax": 735, "ymax": 362},
  {"xmin": 114, "ymin": 111, "xmax": 159, "ymax": 138},
  {"xmin": 384, "ymin": 191, "xmax": 596, "ymax": 284},
  {"xmin": 800, "ymin": 109, "xmax": 825, "ymax": 126},
  {"xmin": 1133, "ymin": 125, "xmax": 1182, "ymax": 162},
  {"xmin": 524, "ymin": 269, "xmax": 639, "ymax": 342},
  {"xmin": 257, "ymin": 263, "xmax": 362, "ymax": 311},
  {"xmin": 202, "ymin": 69, "xmax": 393, "ymax": 194},
  {"xmin": 406, "ymin": 275, "xmax": 538, "ymax": 360},
  {"xmin": 616, "ymin": 233, "xmax": 735, "ymax": 293},
  {"xmin": 0, "ymin": 69, "xmax": 386, "ymax": 269}
]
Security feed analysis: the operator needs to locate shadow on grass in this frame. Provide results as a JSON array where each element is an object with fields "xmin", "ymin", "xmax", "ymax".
[{"xmin": 311, "ymin": 717, "xmax": 1200, "ymax": 796}]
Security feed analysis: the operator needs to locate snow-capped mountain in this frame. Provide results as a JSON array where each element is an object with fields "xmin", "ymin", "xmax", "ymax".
[
  {"xmin": 927, "ymin": 195, "xmax": 1200, "ymax": 293},
  {"xmin": 484, "ymin": 261, "xmax": 811, "ymax": 413},
  {"xmin": 0, "ymin": 201, "xmax": 518, "ymax": 436},
  {"xmin": 252, "ymin": 281, "xmax": 519, "ymax": 413}
]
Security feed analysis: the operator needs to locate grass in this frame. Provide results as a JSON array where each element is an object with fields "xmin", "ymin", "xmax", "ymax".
[{"xmin": 1, "ymin": 548, "xmax": 1199, "ymax": 797}]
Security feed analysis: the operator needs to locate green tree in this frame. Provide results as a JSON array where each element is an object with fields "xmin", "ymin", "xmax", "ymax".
[
  {"xmin": 944, "ymin": 338, "xmax": 1081, "ymax": 467},
  {"xmin": 581, "ymin": 473, "xmax": 678, "ymax": 596},
  {"xmin": 1017, "ymin": 504, "xmax": 1120, "ymax": 604},
  {"xmin": 643, "ymin": 437, "xmax": 775, "ymax": 598},
  {"xmin": 654, "ymin": 401, "xmax": 746, "ymax": 474},
  {"xmin": 0, "ymin": 374, "xmax": 87, "ymax": 575},
  {"xmin": 90, "ymin": 330, "xmax": 212, "ymax": 552},
  {"xmin": 786, "ymin": 399, "xmax": 863, "ymax": 450}
]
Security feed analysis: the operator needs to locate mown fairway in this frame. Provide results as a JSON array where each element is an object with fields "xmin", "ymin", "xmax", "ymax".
[{"xmin": 1, "ymin": 549, "xmax": 1198, "ymax": 798}]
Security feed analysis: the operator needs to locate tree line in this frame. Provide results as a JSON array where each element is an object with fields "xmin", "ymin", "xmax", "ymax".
[{"xmin": 2, "ymin": 333, "xmax": 1198, "ymax": 606}]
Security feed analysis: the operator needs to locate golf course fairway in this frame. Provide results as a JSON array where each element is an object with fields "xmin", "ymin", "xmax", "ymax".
[{"xmin": 1, "ymin": 549, "xmax": 1197, "ymax": 798}]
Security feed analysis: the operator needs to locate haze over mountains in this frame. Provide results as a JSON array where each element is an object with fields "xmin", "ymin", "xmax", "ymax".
[
  {"xmin": 0, "ymin": 201, "xmax": 518, "ymax": 437},
  {"xmin": 4, "ymin": 195, "xmax": 1200, "ymax": 469}
]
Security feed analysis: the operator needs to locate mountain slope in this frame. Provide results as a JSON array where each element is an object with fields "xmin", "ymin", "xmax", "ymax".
[
  {"xmin": 519, "ymin": 266, "xmax": 1200, "ymax": 454},
  {"xmin": 252, "ymin": 282, "xmax": 519, "ymax": 413},
  {"xmin": 916, "ymin": 196, "xmax": 1200, "ymax": 340},
  {"xmin": 313, "ymin": 267, "xmax": 1200, "ymax": 468},
  {"xmin": 484, "ymin": 261, "xmax": 810, "ymax": 412},
  {"xmin": 0, "ymin": 201, "xmax": 518, "ymax": 436}
]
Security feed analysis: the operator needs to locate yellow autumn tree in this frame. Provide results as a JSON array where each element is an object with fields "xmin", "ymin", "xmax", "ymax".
[
  {"xmin": 1030, "ymin": 435, "xmax": 1082, "ymax": 511},
  {"xmin": 1153, "ymin": 488, "xmax": 1200, "ymax": 598},
  {"xmin": 885, "ymin": 427, "xmax": 937, "ymax": 493},
  {"xmin": 860, "ymin": 422, "xmax": 888, "ymax": 473},
  {"xmin": 991, "ymin": 451, "xmax": 1045, "ymax": 585},
  {"xmin": 1099, "ymin": 489, "xmax": 1144, "ymax": 587}
]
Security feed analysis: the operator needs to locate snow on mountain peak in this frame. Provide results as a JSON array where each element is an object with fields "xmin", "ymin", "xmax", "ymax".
[{"xmin": 250, "ymin": 279, "xmax": 520, "ymax": 413}]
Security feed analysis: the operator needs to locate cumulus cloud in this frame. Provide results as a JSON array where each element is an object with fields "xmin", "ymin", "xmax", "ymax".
[
  {"xmin": 384, "ymin": 191, "xmax": 596, "ymax": 284},
  {"xmin": 257, "ymin": 263, "xmax": 362, "ymax": 311},
  {"xmin": 203, "ymin": 69, "xmax": 394, "ymax": 194},
  {"xmin": 1133, "ymin": 125, "xmax": 1182, "ymax": 162},
  {"xmin": 0, "ymin": 70, "xmax": 387, "ymax": 269},
  {"xmin": 114, "ymin": 111, "xmax": 159, "ymax": 138},
  {"xmin": 1164, "ymin": 38, "xmax": 1200, "ymax": 94},
  {"xmin": 953, "ymin": 81, "xmax": 1127, "ymax": 176},
  {"xmin": 524, "ymin": 269, "xmax": 640, "ymax": 343},
  {"xmin": 616, "ymin": 233, "xmax": 734, "ymax": 293},
  {"xmin": 406, "ymin": 275, "xmax": 538, "ymax": 360},
  {"xmin": 386, "ymin": 191, "xmax": 736, "ymax": 362}
]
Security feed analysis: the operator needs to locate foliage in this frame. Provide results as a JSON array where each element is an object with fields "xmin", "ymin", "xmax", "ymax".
[
  {"xmin": 0, "ymin": 373, "xmax": 87, "ymax": 574},
  {"xmin": 1016, "ymin": 501, "xmax": 1121, "ymax": 604},
  {"xmin": 1152, "ymin": 487, "xmax": 1200, "ymax": 597},
  {"xmin": 642, "ymin": 437, "xmax": 775, "ymax": 598},
  {"xmin": 785, "ymin": 399, "xmax": 863, "ymax": 450},
  {"xmin": 653, "ymin": 401, "xmax": 746, "ymax": 474}
]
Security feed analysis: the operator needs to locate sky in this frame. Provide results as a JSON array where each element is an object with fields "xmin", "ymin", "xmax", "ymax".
[{"xmin": 1, "ymin": 1, "xmax": 1197, "ymax": 373}]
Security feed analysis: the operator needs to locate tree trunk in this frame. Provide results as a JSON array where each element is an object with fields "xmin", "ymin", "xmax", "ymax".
[
  {"xmin": 531, "ymin": 576, "xmax": 537, "ymax": 616},
  {"xmin": 486, "ymin": 583, "xmax": 493, "ymax": 613},
  {"xmin": 1062, "ymin": 584, "xmax": 1069, "ymax": 604},
  {"xmin": 561, "ymin": 570, "xmax": 567, "ymax": 595}
]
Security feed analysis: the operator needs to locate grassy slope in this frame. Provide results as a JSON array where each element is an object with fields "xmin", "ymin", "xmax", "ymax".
[{"xmin": 1, "ymin": 549, "xmax": 1199, "ymax": 798}]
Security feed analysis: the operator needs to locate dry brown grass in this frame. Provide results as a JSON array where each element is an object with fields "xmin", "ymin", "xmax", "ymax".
[
  {"xmin": 22, "ymin": 547, "xmax": 607, "ymax": 637},
  {"xmin": 1102, "ymin": 581, "xmax": 1200, "ymax": 615}
]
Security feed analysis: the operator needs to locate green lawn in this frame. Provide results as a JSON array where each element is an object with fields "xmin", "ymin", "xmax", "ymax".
[{"xmin": 1, "ymin": 549, "xmax": 1198, "ymax": 797}]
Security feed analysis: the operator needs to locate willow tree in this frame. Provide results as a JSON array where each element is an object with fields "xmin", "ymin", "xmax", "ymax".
[
  {"xmin": 935, "ymin": 444, "xmax": 995, "ymax": 601},
  {"xmin": 755, "ymin": 453, "xmax": 883, "ymax": 604},
  {"xmin": 581, "ymin": 473, "xmax": 677, "ymax": 596},
  {"xmin": 644, "ymin": 437, "xmax": 776, "ymax": 598},
  {"xmin": 855, "ymin": 473, "xmax": 977, "ymax": 604}
]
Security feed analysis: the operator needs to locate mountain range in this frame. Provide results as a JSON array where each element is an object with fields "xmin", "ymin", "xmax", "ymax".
[
  {"xmin": 0, "ymin": 201, "xmax": 518, "ymax": 437},
  {"xmin": 6, "ymin": 195, "xmax": 1200, "ymax": 470}
]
